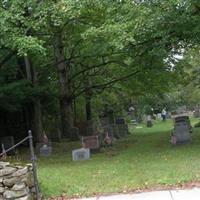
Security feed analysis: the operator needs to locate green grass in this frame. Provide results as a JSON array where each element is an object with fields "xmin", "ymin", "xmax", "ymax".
[{"xmin": 35, "ymin": 118, "xmax": 200, "ymax": 198}]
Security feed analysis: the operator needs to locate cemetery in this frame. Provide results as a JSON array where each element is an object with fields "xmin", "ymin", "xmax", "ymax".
[{"xmin": 1, "ymin": 1, "xmax": 200, "ymax": 199}]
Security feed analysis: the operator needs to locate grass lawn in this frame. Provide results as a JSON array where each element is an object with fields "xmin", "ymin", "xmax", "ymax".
[{"xmin": 36, "ymin": 118, "xmax": 200, "ymax": 198}]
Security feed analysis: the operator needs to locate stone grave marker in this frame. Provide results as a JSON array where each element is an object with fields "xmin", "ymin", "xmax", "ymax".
[
  {"xmin": 0, "ymin": 136, "xmax": 15, "ymax": 155},
  {"xmin": 39, "ymin": 133, "xmax": 52, "ymax": 156},
  {"xmin": 72, "ymin": 148, "xmax": 90, "ymax": 161},
  {"xmin": 171, "ymin": 115, "xmax": 192, "ymax": 144},
  {"xmin": 117, "ymin": 124, "xmax": 128, "ymax": 137},
  {"xmin": 115, "ymin": 117, "xmax": 125, "ymax": 124},
  {"xmin": 40, "ymin": 145, "xmax": 52, "ymax": 156},
  {"xmin": 81, "ymin": 135, "xmax": 100, "ymax": 151}
]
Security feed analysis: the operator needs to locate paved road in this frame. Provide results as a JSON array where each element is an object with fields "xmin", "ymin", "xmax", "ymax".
[{"xmin": 79, "ymin": 188, "xmax": 200, "ymax": 200}]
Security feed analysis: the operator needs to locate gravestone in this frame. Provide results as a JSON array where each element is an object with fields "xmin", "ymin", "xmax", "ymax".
[
  {"xmin": 115, "ymin": 117, "xmax": 125, "ymax": 124},
  {"xmin": 171, "ymin": 115, "xmax": 192, "ymax": 144},
  {"xmin": 40, "ymin": 145, "xmax": 52, "ymax": 156},
  {"xmin": 146, "ymin": 115, "xmax": 153, "ymax": 127},
  {"xmin": 111, "ymin": 124, "xmax": 120, "ymax": 139},
  {"xmin": 0, "ymin": 136, "xmax": 15, "ymax": 155},
  {"xmin": 72, "ymin": 148, "xmax": 90, "ymax": 161},
  {"xmin": 117, "ymin": 124, "xmax": 128, "ymax": 137},
  {"xmin": 82, "ymin": 135, "xmax": 100, "ymax": 151}
]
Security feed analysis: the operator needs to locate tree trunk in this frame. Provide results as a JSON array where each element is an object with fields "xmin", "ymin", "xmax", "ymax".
[
  {"xmin": 54, "ymin": 33, "xmax": 73, "ymax": 138},
  {"xmin": 24, "ymin": 57, "xmax": 43, "ymax": 142},
  {"xmin": 86, "ymin": 96, "xmax": 92, "ymax": 120}
]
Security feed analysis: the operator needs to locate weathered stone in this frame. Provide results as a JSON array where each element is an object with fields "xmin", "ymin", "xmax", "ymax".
[
  {"xmin": 0, "ymin": 162, "xmax": 10, "ymax": 169},
  {"xmin": 3, "ymin": 187, "xmax": 29, "ymax": 199},
  {"xmin": 0, "ymin": 187, "xmax": 5, "ymax": 194},
  {"xmin": 30, "ymin": 187, "xmax": 36, "ymax": 193},
  {"xmin": 12, "ymin": 183, "xmax": 26, "ymax": 191},
  {"xmin": 22, "ymin": 172, "xmax": 34, "ymax": 188},
  {"xmin": 0, "ymin": 178, "xmax": 3, "ymax": 183},
  {"xmin": 16, "ymin": 194, "xmax": 33, "ymax": 200},
  {"xmin": 0, "ymin": 167, "xmax": 17, "ymax": 177},
  {"xmin": 3, "ymin": 176, "xmax": 23, "ymax": 187},
  {"xmin": 12, "ymin": 167, "xmax": 28, "ymax": 177}
]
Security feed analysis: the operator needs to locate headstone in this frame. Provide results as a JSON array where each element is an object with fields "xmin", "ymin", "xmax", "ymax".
[
  {"xmin": 111, "ymin": 124, "xmax": 120, "ymax": 139},
  {"xmin": 72, "ymin": 148, "xmax": 90, "ymax": 161},
  {"xmin": 0, "ymin": 136, "xmax": 15, "ymax": 155},
  {"xmin": 146, "ymin": 115, "xmax": 153, "ymax": 127},
  {"xmin": 82, "ymin": 135, "xmax": 100, "ymax": 151},
  {"xmin": 171, "ymin": 115, "xmax": 192, "ymax": 144},
  {"xmin": 39, "ymin": 145, "xmax": 52, "ymax": 156},
  {"xmin": 117, "ymin": 124, "xmax": 128, "ymax": 137},
  {"xmin": 115, "ymin": 118, "xmax": 125, "ymax": 124}
]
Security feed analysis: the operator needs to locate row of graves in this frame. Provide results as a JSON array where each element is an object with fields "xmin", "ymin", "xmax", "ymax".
[
  {"xmin": 72, "ymin": 115, "xmax": 129, "ymax": 161},
  {"xmin": 0, "ymin": 112, "xmax": 129, "ymax": 160}
]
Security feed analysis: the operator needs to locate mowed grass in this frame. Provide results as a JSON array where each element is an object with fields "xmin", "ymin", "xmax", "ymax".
[{"xmin": 37, "ymin": 118, "xmax": 200, "ymax": 198}]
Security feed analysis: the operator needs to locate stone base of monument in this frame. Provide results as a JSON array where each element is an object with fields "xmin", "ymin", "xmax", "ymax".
[{"xmin": 72, "ymin": 148, "xmax": 90, "ymax": 161}]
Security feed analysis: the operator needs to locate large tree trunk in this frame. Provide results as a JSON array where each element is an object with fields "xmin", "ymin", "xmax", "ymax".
[
  {"xmin": 54, "ymin": 33, "xmax": 73, "ymax": 138},
  {"xmin": 24, "ymin": 56, "xmax": 43, "ymax": 142},
  {"xmin": 84, "ymin": 78, "xmax": 92, "ymax": 121},
  {"xmin": 85, "ymin": 96, "xmax": 92, "ymax": 121}
]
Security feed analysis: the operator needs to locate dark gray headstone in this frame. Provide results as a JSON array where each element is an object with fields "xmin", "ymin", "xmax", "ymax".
[
  {"xmin": 115, "ymin": 118, "xmax": 125, "ymax": 124},
  {"xmin": 0, "ymin": 136, "xmax": 15, "ymax": 155},
  {"xmin": 117, "ymin": 124, "xmax": 128, "ymax": 137},
  {"xmin": 146, "ymin": 120, "xmax": 153, "ymax": 127},
  {"xmin": 173, "ymin": 122, "xmax": 191, "ymax": 143},
  {"xmin": 40, "ymin": 145, "xmax": 52, "ymax": 156}
]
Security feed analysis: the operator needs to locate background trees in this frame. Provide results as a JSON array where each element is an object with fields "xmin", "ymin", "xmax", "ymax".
[{"xmin": 0, "ymin": 0, "xmax": 199, "ymax": 141}]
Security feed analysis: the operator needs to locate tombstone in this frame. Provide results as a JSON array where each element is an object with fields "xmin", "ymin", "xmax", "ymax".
[
  {"xmin": 72, "ymin": 148, "xmax": 90, "ymax": 161},
  {"xmin": 0, "ymin": 136, "xmax": 15, "ymax": 155},
  {"xmin": 70, "ymin": 127, "xmax": 80, "ymax": 141},
  {"xmin": 115, "ymin": 117, "xmax": 125, "ymax": 124},
  {"xmin": 82, "ymin": 135, "xmax": 100, "ymax": 152},
  {"xmin": 171, "ymin": 115, "xmax": 192, "ymax": 144},
  {"xmin": 40, "ymin": 145, "xmax": 52, "ymax": 156},
  {"xmin": 111, "ymin": 124, "xmax": 120, "ymax": 139},
  {"xmin": 117, "ymin": 124, "xmax": 128, "ymax": 137},
  {"xmin": 146, "ymin": 115, "xmax": 153, "ymax": 127}
]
